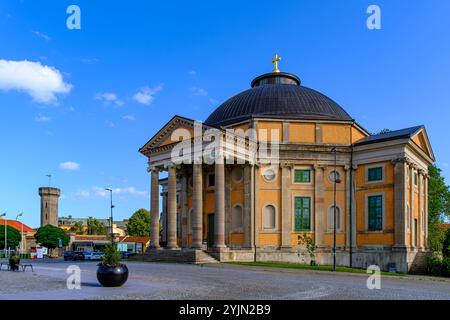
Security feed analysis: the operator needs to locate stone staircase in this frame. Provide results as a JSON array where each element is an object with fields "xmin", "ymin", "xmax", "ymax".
[{"xmin": 130, "ymin": 249, "xmax": 220, "ymax": 264}]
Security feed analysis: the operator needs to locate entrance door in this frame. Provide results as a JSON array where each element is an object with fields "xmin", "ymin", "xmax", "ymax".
[{"xmin": 207, "ymin": 214, "xmax": 215, "ymax": 249}]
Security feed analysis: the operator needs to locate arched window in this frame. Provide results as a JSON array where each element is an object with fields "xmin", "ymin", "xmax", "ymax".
[
  {"xmin": 327, "ymin": 205, "xmax": 342, "ymax": 232},
  {"xmin": 263, "ymin": 204, "xmax": 276, "ymax": 230},
  {"xmin": 231, "ymin": 205, "xmax": 243, "ymax": 231}
]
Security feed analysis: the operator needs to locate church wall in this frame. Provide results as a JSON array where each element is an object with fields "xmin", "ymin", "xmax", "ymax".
[
  {"xmin": 257, "ymin": 121, "xmax": 283, "ymax": 142},
  {"xmin": 355, "ymin": 161, "xmax": 395, "ymax": 246},
  {"xmin": 351, "ymin": 126, "xmax": 367, "ymax": 143},
  {"xmin": 322, "ymin": 166, "xmax": 347, "ymax": 246},
  {"xmin": 288, "ymin": 123, "xmax": 315, "ymax": 143},
  {"xmin": 321, "ymin": 124, "xmax": 351, "ymax": 145}
]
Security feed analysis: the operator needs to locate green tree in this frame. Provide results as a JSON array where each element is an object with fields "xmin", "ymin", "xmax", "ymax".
[
  {"xmin": 34, "ymin": 225, "xmax": 70, "ymax": 252},
  {"xmin": 87, "ymin": 217, "xmax": 107, "ymax": 235},
  {"xmin": 126, "ymin": 208, "xmax": 150, "ymax": 236},
  {"xmin": 428, "ymin": 165, "xmax": 450, "ymax": 252},
  {"xmin": 70, "ymin": 221, "xmax": 85, "ymax": 235},
  {"xmin": 0, "ymin": 225, "xmax": 22, "ymax": 249}
]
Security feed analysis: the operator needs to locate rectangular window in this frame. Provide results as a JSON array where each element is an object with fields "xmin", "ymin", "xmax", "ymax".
[
  {"xmin": 294, "ymin": 169, "xmax": 311, "ymax": 183},
  {"xmin": 368, "ymin": 195, "xmax": 383, "ymax": 231},
  {"xmin": 294, "ymin": 197, "xmax": 311, "ymax": 231},
  {"xmin": 368, "ymin": 167, "xmax": 383, "ymax": 182}
]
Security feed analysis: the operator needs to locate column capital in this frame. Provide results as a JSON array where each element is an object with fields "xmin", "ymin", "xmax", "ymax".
[
  {"xmin": 165, "ymin": 162, "xmax": 181, "ymax": 170},
  {"xmin": 313, "ymin": 164, "xmax": 326, "ymax": 171},
  {"xmin": 344, "ymin": 165, "xmax": 351, "ymax": 171},
  {"xmin": 391, "ymin": 156, "xmax": 411, "ymax": 166},
  {"xmin": 280, "ymin": 161, "xmax": 294, "ymax": 169}
]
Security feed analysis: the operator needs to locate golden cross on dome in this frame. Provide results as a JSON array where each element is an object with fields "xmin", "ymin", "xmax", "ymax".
[{"xmin": 272, "ymin": 54, "xmax": 281, "ymax": 73}]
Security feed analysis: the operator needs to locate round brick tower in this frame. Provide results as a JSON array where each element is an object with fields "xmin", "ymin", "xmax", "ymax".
[{"xmin": 39, "ymin": 187, "xmax": 61, "ymax": 227}]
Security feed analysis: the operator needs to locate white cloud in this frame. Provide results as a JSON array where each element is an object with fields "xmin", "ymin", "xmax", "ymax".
[
  {"xmin": 74, "ymin": 190, "xmax": 90, "ymax": 198},
  {"xmin": 35, "ymin": 115, "xmax": 51, "ymax": 122},
  {"xmin": 32, "ymin": 30, "xmax": 51, "ymax": 41},
  {"xmin": 189, "ymin": 70, "xmax": 197, "ymax": 76},
  {"xmin": 59, "ymin": 161, "xmax": 80, "ymax": 171},
  {"xmin": 122, "ymin": 115, "xmax": 135, "ymax": 121},
  {"xmin": 95, "ymin": 92, "xmax": 124, "ymax": 107},
  {"xmin": 75, "ymin": 186, "xmax": 148, "ymax": 199},
  {"xmin": 190, "ymin": 87, "xmax": 208, "ymax": 96},
  {"xmin": 0, "ymin": 60, "xmax": 72, "ymax": 104},
  {"xmin": 132, "ymin": 84, "xmax": 163, "ymax": 105},
  {"xmin": 106, "ymin": 120, "xmax": 115, "ymax": 128}
]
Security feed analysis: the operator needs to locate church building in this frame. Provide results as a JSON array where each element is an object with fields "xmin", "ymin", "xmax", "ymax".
[{"xmin": 139, "ymin": 56, "xmax": 434, "ymax": 273}]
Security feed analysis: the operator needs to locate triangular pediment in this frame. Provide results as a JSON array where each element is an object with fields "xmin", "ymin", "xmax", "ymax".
[
  {"xmin": 411, "ymin": 127, "xmax": 435, "ymax": 161},
  {"xmin": 139, "ymin": 116, "xmax": 217, "ymax": 155}
]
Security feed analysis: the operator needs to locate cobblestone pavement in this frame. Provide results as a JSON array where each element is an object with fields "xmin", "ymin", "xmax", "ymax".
[{"xmin": 1, "ymin": 260, "xmax": 450, "ymax": 300}]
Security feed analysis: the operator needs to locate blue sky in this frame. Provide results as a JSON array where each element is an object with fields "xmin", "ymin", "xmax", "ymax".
[{"xmin": 0, "ymin": 0, "xmax": 449, "ymax": 228}]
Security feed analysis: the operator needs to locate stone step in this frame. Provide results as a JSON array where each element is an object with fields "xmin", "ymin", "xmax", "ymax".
[{"xmin": 130, "ymin": 249, "xmax": 220, "ymax": 264}]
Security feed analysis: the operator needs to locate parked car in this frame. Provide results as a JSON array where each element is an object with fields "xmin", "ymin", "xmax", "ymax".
[
  {"xmin": 91, "ymin": 252, "xmax": 104, "ymax": 261},
  {"xmin": 64, "ymin": 250, "xmax": 74, "ymax": 261},
  {"xmin": 82, "ymin": 251, "xmax": 94, "ymax": 260},
  {"xmin": 120, "ymin": 251, "xmax": 136, "ymax": 259},
  {"xmin": 64, "ymin": 251, "xmax": 85, "ymax": 261}
]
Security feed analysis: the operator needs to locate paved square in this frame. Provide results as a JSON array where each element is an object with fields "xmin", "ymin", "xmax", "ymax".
[{"xmin": 1, "ymin": 260, "xmax": 449, "ymax": 300}]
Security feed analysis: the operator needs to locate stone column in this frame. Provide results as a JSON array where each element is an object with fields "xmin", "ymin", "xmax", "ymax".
[
  {"xmin": 244, "ymin": 164, "xmax": 254, "ymax": 247},
  {"xmin": 161, "ymin": 192, "xmax": 167, "ymax": 243},
  {"xmin": 393, "ymin": 158, "xmax": 408, "ymax": 249},
  {"xmin": 215, "ymin": 159, "xmax": 226, "ymax": 248},
  {"xmin": 254, "ymin": 164, "xmax": 260, "ymax": 248},
  {"xmin": 314, "ymin": 164, "xmax": 325, "ymax": 247},
  {"xmin": 350, "ymin": 165, "xmax": 357, "ymax": 249},
  {"xmin": 166, "ymin": 165, "xmax": 178, "ymax": 249},
  {"xmin": 410, "ymin": 164, "xmax": 416, "ymax": 247},
  {"xmin": 344, "ymin": 165, "xmax": 351, "ymax": 249},
  {"xmin": 281, "ymin": 162, "xmax": 293, "ymax": 249},
  {"xmin": 181, "ymin": 172, "xmax": 188, "ymax": 248},
  {"xmin": 191, "ymin": 164, "xmax": 203, "ymax": 249},
  {"xmin": 225, "ymin": 167, "xmax": 232, "ymax": 246},
  {"xmin": 150, "ymin": 168, "xmax": 160, "ymax": 249},
  {"xmin": 424, "ymin": 173, "xmax": 429, "ymax": 249},
  {"xmin": 417, "ymin": 169, "xmax": 423, "ymax": 249}
]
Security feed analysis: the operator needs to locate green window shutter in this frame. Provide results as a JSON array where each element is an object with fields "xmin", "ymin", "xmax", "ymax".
[
  {"xmin": 294, "ymin": 197, "xmax": 311, "ymax": 231},
  {"xmin": 368, "ymin": 167, "xmax": 383, "ymax": 182},
  {"xmin": 294, "ymin": 169, "xmax": 311, "ymax": 183},
  {"xmin": 368, "ymin": 195, "xmax": 383, "ymax": 231}
]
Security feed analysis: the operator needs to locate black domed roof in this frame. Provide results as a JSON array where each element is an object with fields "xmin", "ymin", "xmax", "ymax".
[{"xmin": 205, "ymin": 72, "xmax": 352, "ymax": 127}]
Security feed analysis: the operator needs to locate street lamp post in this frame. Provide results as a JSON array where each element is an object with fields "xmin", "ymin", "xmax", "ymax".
[
  {"xmin": 1, "ymin": 211, "xmax": 6, "ymax": 256},
  {"xmin": 105, "ymin": 188, "xmax": 115, "ymax": 246},
  {"xmin": 331, "ymin": 147, "xmax": 341, "ymax": 272},
  {"xmin": 16, "ymin": 212, "xmax": 24, "ymax": 254}
]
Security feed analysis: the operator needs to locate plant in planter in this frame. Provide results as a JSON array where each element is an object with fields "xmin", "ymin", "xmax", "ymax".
[
  {"xmin": 297, "ymin": 234, "xmax": 317, "ymax": 266},
  {"xmin": 96, "ymin": 244, "xmax": 129, "ymax": 287},
  {"xmin": 9, "ymin": 252, "xmax": 20, "ymax": 271}
]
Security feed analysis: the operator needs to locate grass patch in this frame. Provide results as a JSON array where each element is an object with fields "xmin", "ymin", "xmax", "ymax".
[{"xmin": 226, "ymin": 261, "xmax": 404, "ymax": 277}]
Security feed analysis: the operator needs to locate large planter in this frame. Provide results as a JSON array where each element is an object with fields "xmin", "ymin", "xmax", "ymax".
[{"xmin": 96, "ymin": 264, "xmax": 129, "ymax": 287}]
